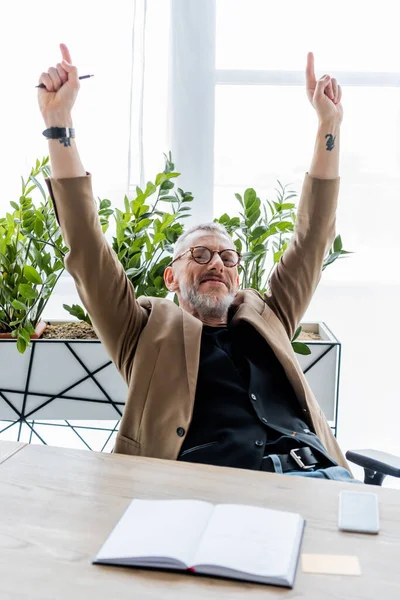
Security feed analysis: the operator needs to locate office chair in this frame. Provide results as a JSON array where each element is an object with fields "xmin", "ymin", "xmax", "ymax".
[{"xmin": 346, "ymin": 449, "xmax": 400, "ymax": 485}]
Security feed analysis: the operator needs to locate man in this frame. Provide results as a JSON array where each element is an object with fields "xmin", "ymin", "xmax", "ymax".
[{"xmin": 38, "ymin": 44, "xmax": 352, "ymax": 481}]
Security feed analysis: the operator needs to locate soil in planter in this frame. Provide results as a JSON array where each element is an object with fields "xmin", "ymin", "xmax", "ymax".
[
  {"xmin": 42, "ymin": 322, "xmax": 98, "ymax": 340},
  {"xmin": 40, "ymin": 321, "xmax": 321, "ymax": 341},
  {"xmin": 298, "ymin": 331, "xmax": 321, "ymax": 341}
]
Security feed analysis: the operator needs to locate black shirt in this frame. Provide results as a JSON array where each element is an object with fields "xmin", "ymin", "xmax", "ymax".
[{"xmin": 178, "ymin": 322, "xmax": 336, "ymax": 470}]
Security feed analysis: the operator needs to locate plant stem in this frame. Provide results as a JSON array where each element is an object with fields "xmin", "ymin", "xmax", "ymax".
[
  {"xmin": 23, "ymin": 268, "xmax": 64, "ymax": 327},
  {"xmin": 29, "ymin": 269, "xmax": 65, "ymax": 325},
  {"xmin": 24, "ymin": 235, "xmax": 66, "ymax": 257},
  {"xmin": 43, "ymin": 206, "xmax": 61, "ymax": 251},
  {"xmin": 0, "ymin": 303, "xmax": 12, "ymax": 323},
  {"xmin": 145, "ymin": 245, "xmax": 164, "ymax": 277},
  {"xmin": 24, "ymin": 238, "xmax": 32, "ymax": 265}
]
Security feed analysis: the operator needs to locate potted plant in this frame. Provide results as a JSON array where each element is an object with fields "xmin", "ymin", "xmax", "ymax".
[{"xmin": 0, "ymin": 157, "xmax": 67, "ymax": 351}]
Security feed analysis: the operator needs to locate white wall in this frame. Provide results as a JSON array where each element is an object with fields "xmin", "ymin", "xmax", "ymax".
[{"xmin": 304, "ymin": 280, "xmax": 400, "ymax": 488}]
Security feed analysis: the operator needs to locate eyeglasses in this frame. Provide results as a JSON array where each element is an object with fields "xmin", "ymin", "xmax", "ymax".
[{"xmin": 171, "ymin": 246, "xmax": 242, "ymax": 268}]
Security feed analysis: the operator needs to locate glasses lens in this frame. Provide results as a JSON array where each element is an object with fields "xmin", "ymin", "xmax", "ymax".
[
  {"xmin": 192, "ymin": 247, "xmax": 212, "ymax": 264},
  {"xmin": 220, "ymin": 250, "xmax": 239, "ymax": 267}
]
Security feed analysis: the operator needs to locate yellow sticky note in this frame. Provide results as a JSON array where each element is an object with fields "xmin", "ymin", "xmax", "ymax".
[{"xmin": 301, "ymin": 554, "xmax": 361, "ymax": 576}]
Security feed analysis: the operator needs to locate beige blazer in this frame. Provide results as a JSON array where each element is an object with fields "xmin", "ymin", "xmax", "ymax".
[{"xmin": 46, "ymin": 173, "xmax": 350, "ymax": 472}]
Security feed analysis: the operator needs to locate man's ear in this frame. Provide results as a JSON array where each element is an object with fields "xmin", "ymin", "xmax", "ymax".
[{"xmin": 164, "ymin": 266, "xmax": 179, "ymax": 291}]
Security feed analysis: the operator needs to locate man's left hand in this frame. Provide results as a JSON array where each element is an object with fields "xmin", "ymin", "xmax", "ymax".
[{"xmin": 306, "ymin": 52, "xmax": 343, "ymax": 126}]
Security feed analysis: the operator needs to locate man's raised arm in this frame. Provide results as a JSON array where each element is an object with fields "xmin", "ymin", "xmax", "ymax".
[
  {"xmin": 37, "ymin": 44, "xmax": 147, "ymax": 377},
  {"xmin": 265, "ymin": 53, "xmax": 343, "ymax": 339}
]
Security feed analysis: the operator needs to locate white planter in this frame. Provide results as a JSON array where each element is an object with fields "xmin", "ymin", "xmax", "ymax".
[
  {"xmin": 296, "ymin": 322, "xmax": 341, "ymax": 435},
  {"xmin": 0, "ymin": 320, "xmax": 340, "ymax": 445}
]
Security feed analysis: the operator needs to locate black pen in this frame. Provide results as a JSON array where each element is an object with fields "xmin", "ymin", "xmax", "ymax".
[{"xmin": 36, "ymin": 74, "xmax": 94, "ymax": 88}]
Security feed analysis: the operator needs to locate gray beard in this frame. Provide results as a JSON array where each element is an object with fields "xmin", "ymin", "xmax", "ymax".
[{"xmin": 180, "ymin": 280, "xmax": 236, "ymax": 319}]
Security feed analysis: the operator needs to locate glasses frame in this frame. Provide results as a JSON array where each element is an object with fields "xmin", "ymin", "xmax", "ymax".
[{"xmin": 171, "ymin": 246, "xmax": 242, "ymax": 268}]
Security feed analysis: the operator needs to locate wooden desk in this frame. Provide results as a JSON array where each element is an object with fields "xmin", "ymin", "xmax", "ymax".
[
  {"xmin": 0, "ymin": 440, "xmax": 25, "ymax": 464},
  {"xmin": 0, "ymin": 441, "xmax": 399, "ymax": 599}
]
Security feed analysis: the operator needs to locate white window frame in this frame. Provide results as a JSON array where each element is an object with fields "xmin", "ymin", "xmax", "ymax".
[{"xmin": 170, "ymin": 1, "xmax": 400, "ymax": 225}]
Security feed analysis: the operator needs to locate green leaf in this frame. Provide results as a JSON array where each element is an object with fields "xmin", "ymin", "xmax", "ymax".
[
  {"xmin": 18, "ymin": 283, "xmax": 38, "ymax": 300},
  {"xmin": 144, "ymin": 182, "xmax": 157, "ymax": 197},
  {"xmin": 244, "ymin": 188, "xmax": 256, "ymax": 209},
  {"xmin": 127, "ymin": 254, "xmax": 141, "ymax": 270},
  {"xmin": 247, "ymin": 209, "xmax": 261, "ymax": 228},
  {"xmin": 250, "ymin": 226, "xmax": 267, "ymax": 241},
  {"xmin": 29, "ymin": 175, "xmax": 47, "ymax": 201},
  {"xmin": 276, "ymin": 221, "xmax": 294, "ymax": 231},
  {"xmin": 234, "ymin": 193, "xmax": 243, "ymax": 207},
  {"xmin": 160, "ymin": 195, "xmax": 179, "ymax": 202},
  {"xmin": 292, "ymin": 325, "xmax": 302, "ymax": 342},
  {"xmin": 229, "ymin": 217, "xmax": 240, "ymax": 228},
  {"xmin": 33, "ymin": 218, "xmax": 44, "ymax": 237},
  {"xmin": 19, "ymin": 327, "xmax": 31, "ymax": 343},
  {"xmin": 23, "ymin": 265, "xmax": 43, "ymax": 285},
  {"xmin": 121, "ymin": 198, "xmax": 129, "ymax": 215},
  {"xmin": 333, "ymin": 235, "xmax": 343, "ymax": 252},
  {"xmin": 63, "ymin": 303, "xmax": 92, "ymax": 325},
  {"xmin": 155, "ymin": 173, "xmax": 167, "ymax": 186},
  {"xmin": 234, "ymin": 238, "xmax": 243, "ymax": 253},
  {"xmin": 11, "ymin": 300, "xmax": 27, "ymax": 311},
  {"xmin": 24, "ymin": 322, "xmax": 36, "ymax": 335},
  {"xmin": 100, "ymin": 198, "xmax": 112, "ymax": 210},
  {"xmin": 291, "ymin": 341, "xmax": 311, "ymax": 355},
  {"xmin": 154, "ymin": 276, "xmax": 164, "ymax": 289},
  {"xmin": 153, "ymin": 232, "xmax": 166, "ymax": 244},
  {"xmin": 323, "ymin": 250, "xmax": 343, "ymax": 268},
  {"xmin": 17, "ymin": 335, "xmax": 28, "ymax": 353},
  {"xmin": 160, "ymin": 180, "xmax": 174, "ymax": 191},
  {"xmin": 10, "ymin": 201, "xmax": 20, "ymax": 211},
  {"xmin": 134, "ymin": 218, "xmax": 152, "ymax": 233}
]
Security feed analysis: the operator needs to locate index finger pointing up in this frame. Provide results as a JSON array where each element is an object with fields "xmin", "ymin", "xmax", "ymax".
[
  {"xmin": 306, "ymin": 51, "xmax": 316, "ymax": 87},
  {"xmin": 60, "ymin": 43, "xmax": 73, "ymax": 64}
]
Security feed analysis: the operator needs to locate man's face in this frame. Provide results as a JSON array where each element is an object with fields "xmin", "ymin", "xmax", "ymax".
[{"xmin": 164, "ymin": 232, "xmax": 240, "ymax": 320}]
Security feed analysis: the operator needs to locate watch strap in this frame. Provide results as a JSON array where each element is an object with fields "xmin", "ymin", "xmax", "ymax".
[{"xmin": 42, "ymin": 127, "xmax": 75, "ymax": 147}]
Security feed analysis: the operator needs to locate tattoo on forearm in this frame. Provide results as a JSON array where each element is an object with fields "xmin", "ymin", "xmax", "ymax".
[
  {"xmin": 325, "ymin": 134, "xmax": 336, "ymax": 152},
  {"xmin": 59, "ymin": 136, "xmax": 72, "ymax": 147}
]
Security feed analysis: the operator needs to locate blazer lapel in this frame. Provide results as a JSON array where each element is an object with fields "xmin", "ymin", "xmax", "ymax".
[
  {"xmin": 231, "ymin": 294, "xmax": 310, "ymax": 419},
  {"xmin": 182, "ymin": 309, "xmax": 203, "ymax": 406}
]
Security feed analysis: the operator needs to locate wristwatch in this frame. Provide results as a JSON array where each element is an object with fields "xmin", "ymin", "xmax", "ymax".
[{"xmin": 42, "ymin": 127, "xmax": 75, "ymax": 147}]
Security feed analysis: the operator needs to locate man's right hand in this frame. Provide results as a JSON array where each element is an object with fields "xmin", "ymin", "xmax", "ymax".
[{"xmin": 38, "ymin": 43, "xmax": 80, "ymax": 127}]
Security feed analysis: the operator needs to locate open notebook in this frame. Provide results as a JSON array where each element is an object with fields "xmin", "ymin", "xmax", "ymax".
[{"xmin": 93, "ymin": 498, "xmax": 305, "ymax": 588}]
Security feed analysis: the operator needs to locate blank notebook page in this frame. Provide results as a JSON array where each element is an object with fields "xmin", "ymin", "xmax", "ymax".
[
  {"xmin": 96, "ymin": 499, "xmax": 214, "ymax": 566},
  {"xmin": 192, "ymin": 503, "xmax": 303, "ymax": 576}
]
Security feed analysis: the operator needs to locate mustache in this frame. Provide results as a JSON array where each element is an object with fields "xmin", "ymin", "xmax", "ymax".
[{"xmin": 199, "ymin": 275, "xmax": 226, "ymax": 284}]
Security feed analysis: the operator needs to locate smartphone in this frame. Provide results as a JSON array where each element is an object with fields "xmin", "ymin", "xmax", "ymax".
[{"xmin": 338, "ymin": 490, "xmax": 379, "ymax": 534}]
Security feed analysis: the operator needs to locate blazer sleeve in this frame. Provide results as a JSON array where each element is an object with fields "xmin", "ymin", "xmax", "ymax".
[
  {"xmin": 45, "ymin": 174, "xmax": 148, "ymax": 380},
  {"xmin": 264, "ymin": 173, "xmax": 339, "ymax": 340}
]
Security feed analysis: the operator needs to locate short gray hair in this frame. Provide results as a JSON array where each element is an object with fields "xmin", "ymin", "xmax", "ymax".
[{"xmin": 173, "ymin": 222, "xmax": 233, "ymax": 259}]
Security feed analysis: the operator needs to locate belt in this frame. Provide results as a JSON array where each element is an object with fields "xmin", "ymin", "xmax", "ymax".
[{"xmin": 261, "ymin": 446, "xmax": 329, "ymax": 473}]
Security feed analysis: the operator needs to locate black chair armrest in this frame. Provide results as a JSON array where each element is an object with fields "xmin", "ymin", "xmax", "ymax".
[{"xmin": 346, "ymin": 449, "xmax": 400, "ymax": 479}]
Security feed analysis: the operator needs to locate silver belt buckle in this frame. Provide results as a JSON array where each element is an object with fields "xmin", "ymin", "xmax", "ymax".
[{"xmin": 290, "ymin": 448, "xmax": 314, "ymax": 470}]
